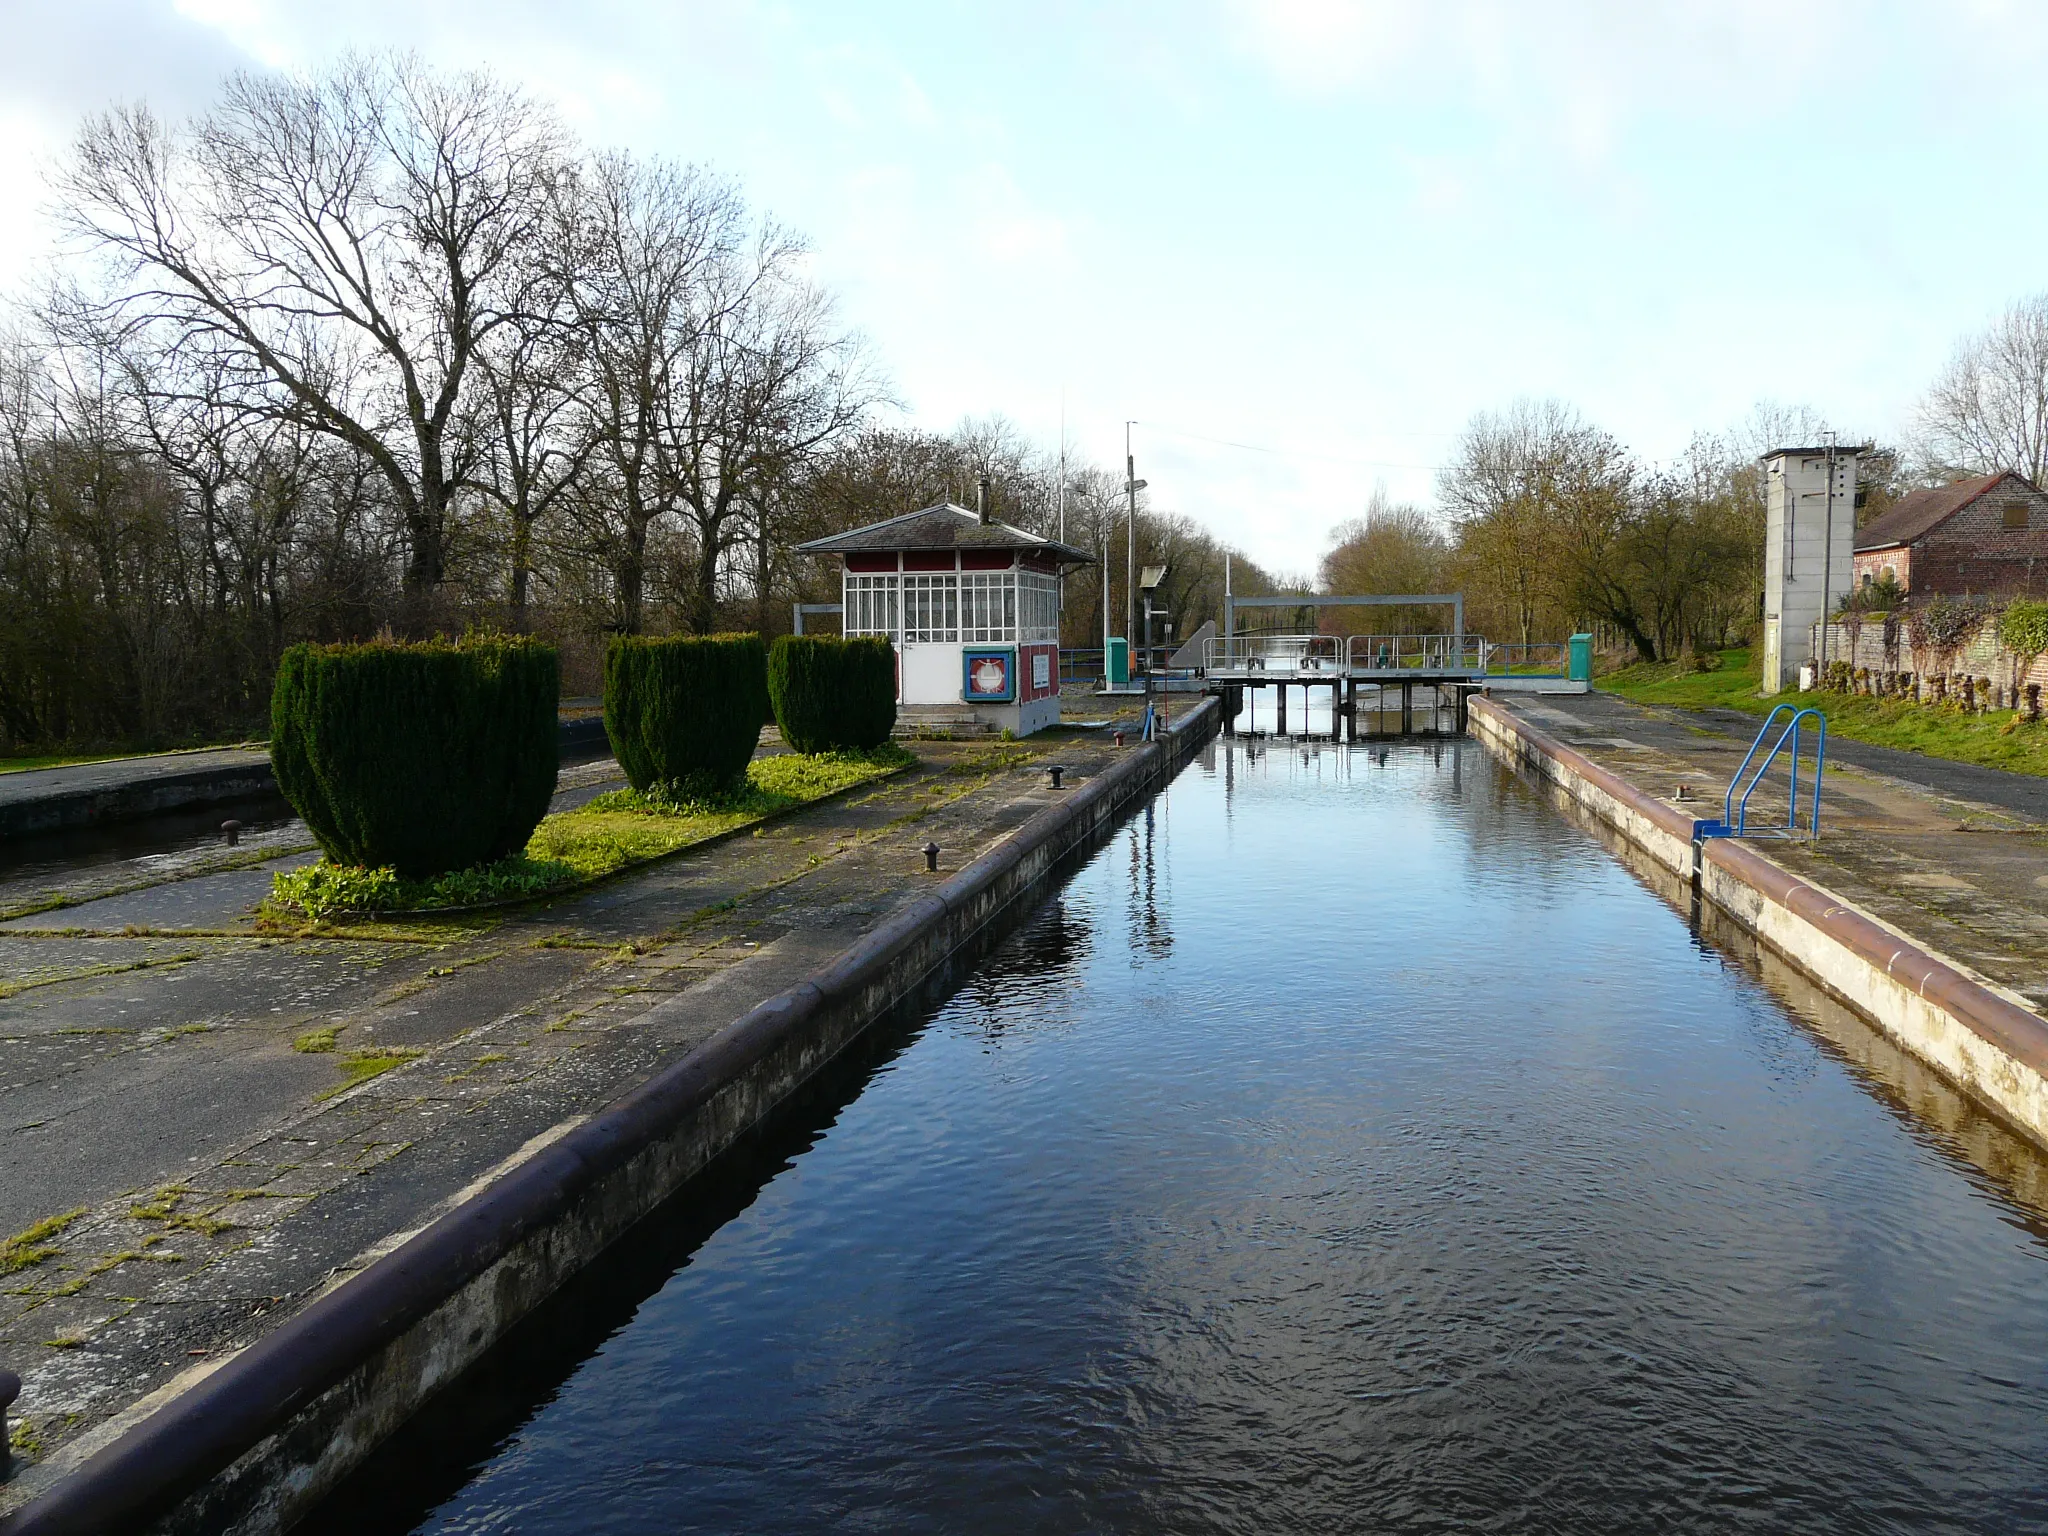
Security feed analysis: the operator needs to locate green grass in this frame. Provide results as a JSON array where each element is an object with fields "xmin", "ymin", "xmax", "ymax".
[
  {"xmin": 1601, "ymin": 647, "xmax": 2048, "ymax": 778},
  {"xmin": 1598, "ymin": 648, "xmax": 1770, "ymax": 711},
  {"xmin": 272, "ymin": 745, "xmax": 915, "ymax": 920}
]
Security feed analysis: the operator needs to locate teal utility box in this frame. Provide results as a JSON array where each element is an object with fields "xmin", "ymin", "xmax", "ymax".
[
  {"xmin": 1106, "ymin": 637, "xmax": 1130, "ymax": 686},
  {"xmin": 1568, "ymin": 633, "xmax": 1593, "ymax": 683}
]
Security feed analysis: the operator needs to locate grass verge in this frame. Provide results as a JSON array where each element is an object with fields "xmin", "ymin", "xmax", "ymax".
[
  {"xmin": 270, "ymin": 745, "xmax": 915, "ymax": 921},
  {"xmin": 1600, "ymin": 647, "xmax": 2048, "ymax": 777}
]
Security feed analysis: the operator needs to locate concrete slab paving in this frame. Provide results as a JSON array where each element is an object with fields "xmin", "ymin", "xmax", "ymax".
[{"xmin": 0, "ymin": 718, "xmax": 1145, "ymax": 1504}]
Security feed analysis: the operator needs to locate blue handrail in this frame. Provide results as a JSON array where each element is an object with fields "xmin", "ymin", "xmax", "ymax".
[{"xmin": 1719, "ymin": 706, "xmax": 1827, "ymax": 837}]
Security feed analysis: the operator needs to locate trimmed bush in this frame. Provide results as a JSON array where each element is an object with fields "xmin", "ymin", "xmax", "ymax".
[
  {"xmin": 271, "ymin": 635, "xmax": 559, "ymax": 879},
  {"xmin": 768, "ymin": 635, "xmax": 898, "ymax": 753},
  {"xmin": 605, "ymin": 633, "xmax": 769, "ymax": 795}
]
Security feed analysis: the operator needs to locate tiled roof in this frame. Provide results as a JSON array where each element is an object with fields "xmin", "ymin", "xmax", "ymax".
[
  {"xmin": 1853, "ymin": 471, "xmax": 2033, "ymax": 551},
  {"xmin": 792, "ymin": 503, "xmax": 1093, "ymax": 563}
]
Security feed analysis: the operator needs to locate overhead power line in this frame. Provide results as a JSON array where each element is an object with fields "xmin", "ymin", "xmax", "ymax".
[{"xmin": 1130, "ymin": 420, "xmax": 1450, "ymax": 473}]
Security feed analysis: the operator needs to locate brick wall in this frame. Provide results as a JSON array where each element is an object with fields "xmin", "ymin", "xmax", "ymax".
[
  {"xmin": 1852, "ymin": 546, "xmax": 1910, "ymax": 590},
  {"xmin": 1907, "ymin": 481, "xmax": 2048, "ymax": 596}
]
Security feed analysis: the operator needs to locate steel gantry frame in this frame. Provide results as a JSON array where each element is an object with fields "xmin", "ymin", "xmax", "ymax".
[{"xmin": 1222, "ymin": 592, "xmax": 1464, "ymax": 647}]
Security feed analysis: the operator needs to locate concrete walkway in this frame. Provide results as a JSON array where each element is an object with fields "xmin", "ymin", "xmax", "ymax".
[
  {"xmin": 0, "ymin": 749, "xmax": 270, "ymax": 803},
  {"xmin": 0, "ymin": 716, "xmax": 1143, "ymax": 1504},
  {"xmin": 1500, "ymin": 689, "xmax": 2048, "ymax": 1018},
  {"xmin": 1669, "ymin": 701, "xmax": 2048, "ymax": 822},
  {"xmin": 0, "ymin": 750, "xmax": 276, "ymax": 840},
  {"xmin": 0, "ymin": 718, "xmax": 613, "ymax": 841}
]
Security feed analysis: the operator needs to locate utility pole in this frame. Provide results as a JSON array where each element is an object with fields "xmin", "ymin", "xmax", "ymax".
[
  {"xmin": 1124, "ymin": 421, "xmax": 1146, "ymax": 654},
  {"xmin": 1101, "ymin": 532, "xmax": 1112, "ymax": 676},
  {"xmin": 1820, "ymin": 432, "xmax": 1838, "ymax": 670},
  {"xmin": 1057, "ymin": 390, "xmax": 1066, "ymax": 546}
]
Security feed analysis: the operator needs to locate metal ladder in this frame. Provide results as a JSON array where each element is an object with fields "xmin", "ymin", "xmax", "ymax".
[{"xmin": 1696, "ymin": 705, "xmax": 1827, "ymax": 841}]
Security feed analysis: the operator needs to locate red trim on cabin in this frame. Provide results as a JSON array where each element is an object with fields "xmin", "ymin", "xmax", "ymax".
[
  {"xmin": 843, "ymin": 552, "xmax": 897, "ymax": 572},
  {"xmin": 902, "ymin": 551, "xmax": 957, "ymax": 572},
  {"xmin": 1019, "ymin": 642, "xmax": 1060, "ymax": 701},
  {"xmin": 960, "ymin": 551, "xmax": 1013, "ymax": 570}
]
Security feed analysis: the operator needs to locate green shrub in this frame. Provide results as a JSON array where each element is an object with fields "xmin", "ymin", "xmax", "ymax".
[
  {"xmin": 604, "ymin": 633, "xmax": 768, "ymax": 795},
  {"xmin": 2000, "ymin": 599, "xmax": 2048, "ymax": 662},
  {"xmin": 768, "ymin": 635, "xmax": 898, "ymax": 753},
  {"xmin": 271, "ymin": 635, "xmax": 559, "ymax": 879}
]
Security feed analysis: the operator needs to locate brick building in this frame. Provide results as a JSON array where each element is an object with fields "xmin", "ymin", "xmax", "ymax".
[{"xmin": 1853, "ymin": 470, "xmax": 2048, "ymax": 596}]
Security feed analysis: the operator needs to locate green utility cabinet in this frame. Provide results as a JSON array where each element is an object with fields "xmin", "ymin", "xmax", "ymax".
[
  {"xmin": 1568, "ymin": 633, "xmax": 1593, "ymax": 683},
  {"xmin": 1106, "ymin": 637, "xmax": 1130, "ymax": 686}
]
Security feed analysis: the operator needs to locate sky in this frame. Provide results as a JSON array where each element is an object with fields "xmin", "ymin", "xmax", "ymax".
[{"xmin": 3, "ymin": 0, "xmax": 2047, "ymax": 574}]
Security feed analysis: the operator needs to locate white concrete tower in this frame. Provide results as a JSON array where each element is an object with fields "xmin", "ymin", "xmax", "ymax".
[{"xmin": 1761, "ymin": 444, "xmax": 1859, "ymax": 695}]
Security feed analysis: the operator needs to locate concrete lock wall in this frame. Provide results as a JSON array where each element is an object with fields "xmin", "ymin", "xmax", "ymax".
[
  {"xmin": 0, "ymin": 701, "xmax": 1221, "ymax": 1536},
  {"xmin": 1469, "ymin": 694, "xmax": 2048, "ymax": 1150}
]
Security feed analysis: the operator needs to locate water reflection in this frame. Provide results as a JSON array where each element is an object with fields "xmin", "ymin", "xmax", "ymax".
[{"xmin": 319, "ymin": 739, "xmax": 2048, "ymax": 1536}]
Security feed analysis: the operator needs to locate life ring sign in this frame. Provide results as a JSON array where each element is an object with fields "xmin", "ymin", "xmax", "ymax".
[{"xmin": 961, "ymin": 646, "xmax": 1017, "ymax": 702}]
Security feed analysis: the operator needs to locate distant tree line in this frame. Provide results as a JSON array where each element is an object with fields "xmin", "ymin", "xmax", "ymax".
[
  {"xmin": 1324, "ymin": 291, "xmax": 2048, "ymax": 664},
  {"xmin": 0, "ymin": 55, "xmax": 1282, "ymax": 753}
]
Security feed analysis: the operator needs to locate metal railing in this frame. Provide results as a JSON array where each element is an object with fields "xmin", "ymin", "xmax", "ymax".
[
  {"xmin": 1698, "ymin": 705, "xmax": 1827, "ymax": 840},
  {"xmin": 1477, "ymin": 641, "xmax": 1569, "ymax": 677},
  {"xmin": 1344, "ymin": 634, "xmax": 1487, "ymax": 674},
  {"xmin": 1203, "ymin": 633, "xmax": 1490, "ymax": 675},
  {"xmin": 1204, "ymin": 634, "xmax": 1346, "ymax": 673}
]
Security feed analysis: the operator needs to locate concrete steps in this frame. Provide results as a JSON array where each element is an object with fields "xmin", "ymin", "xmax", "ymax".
[{"xmin": 892, "ymin": 705, "xmax": 1002, "ymax": 739}]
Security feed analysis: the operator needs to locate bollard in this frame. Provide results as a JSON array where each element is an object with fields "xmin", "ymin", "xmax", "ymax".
[
  {"xmin": 0, "ymin": 1367, "xmax": 18, "ymax": 1464},
  {"xmin": 1046, "ymin": 765, "xmax": 1065, "ymax": 789},
  {"xmin": 922, "ymin": 841, "xmax": 940, "ymax": 873},
  {"xmin": 221, "ymin": 819, "xmax": 242, "ymax": 847},
  {"xmin": 1113, "ymin": 730, "xmax": 1126, "ymax": 748}
]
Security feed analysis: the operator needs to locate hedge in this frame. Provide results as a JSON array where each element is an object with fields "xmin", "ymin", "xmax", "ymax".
[
  {"xmin": 768, "ymin": 635, "xmax": 898, "ymax": 753},
  {"xmin": 271, "ymin": 634, "xmax": 559, "ymax": 879},
  {"xmin": 605, "ymin": 633, "xmax": 769, "ymax": 795}
]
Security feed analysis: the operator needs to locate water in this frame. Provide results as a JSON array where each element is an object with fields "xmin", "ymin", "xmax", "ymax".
[{"xmin": 318, "ymin": 739, "xmax": 2048, "ymax": 1533}]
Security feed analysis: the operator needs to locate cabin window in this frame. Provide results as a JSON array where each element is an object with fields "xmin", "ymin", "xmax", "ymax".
[
  {"xmin": 2004, "ymin": 500, "xmax": 2032, "ymax": 530},
  {"xmin": 1018, "ymin": 571, "xmax": 1062, "ymax": 642},
  {"xmin": 961, "ymin": 573, "xmax": 1015, "ymax": 643},
  {"xmin": 901, "ymin": 573, "xmax": 959, "ymax": 643},
  {"xmin": 843, "ymin": 573, "xmax": 899, "ymax": 638}
]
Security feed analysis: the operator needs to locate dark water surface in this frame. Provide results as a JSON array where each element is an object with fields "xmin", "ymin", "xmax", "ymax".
[{"xmin": 326, "ymin": 739, "xmax": 2048, "ymax": 1533}]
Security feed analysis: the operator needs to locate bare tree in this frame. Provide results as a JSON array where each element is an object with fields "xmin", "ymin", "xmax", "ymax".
[
  {"xmin": 1918, "ymin": 295, "xmax": 2048, "ymax": 484},
  {"xmin": 666, "ymin": 221, "xmax": 878, "ymax": 632},
  {"xmin": 52, "ymin": 54, "xmax": 566, "ymax": 604},
  {"xmin": 1320, "ymin": 483, "xmax": 1448, "ymax": 633},
  {"xmin": 557, "ymin": 151, "xmax": 741, "ymax": 633}
]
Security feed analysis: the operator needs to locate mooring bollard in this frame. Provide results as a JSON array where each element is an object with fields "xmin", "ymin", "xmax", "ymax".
[
  {"xmin": 922, "ymin": 841, "xmax": 940, "ymax": 873},
  {"xmin": 221, "ymin": 819, "xmax": 242, "ymax": 847},
  {"xmin": 1047, "ymin": 765, "xmax": 1065, "ymax": 789},
  {"xmin": 1113, "ymin": 730, "xmax": 1126, "ymax": 748},
  {"xmin": 0, "ymin": 1367, "xmax": 19, "ymax": 1463}
]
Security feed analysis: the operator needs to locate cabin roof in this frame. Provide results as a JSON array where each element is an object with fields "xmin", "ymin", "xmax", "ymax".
[
  {"xmin": 1854, "ymin": 470, "xmax": 2034, "ymax": 552},
  {"xmin": 793, "ymin": 502, "xmax": 1093, "ymax": 564}
]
